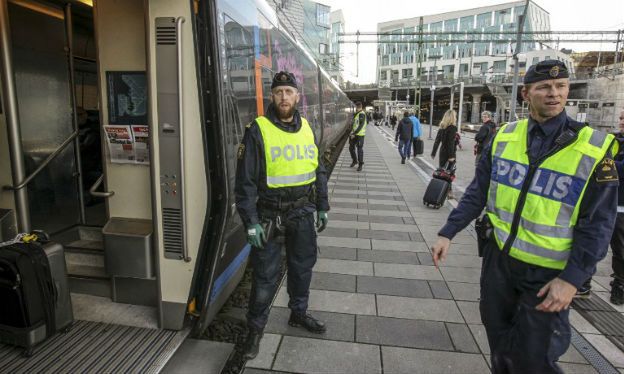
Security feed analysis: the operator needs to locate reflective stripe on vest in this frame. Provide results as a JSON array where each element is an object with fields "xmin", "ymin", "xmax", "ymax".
[
  {"xmin": 352, "ymin": 110, "xmax": 367, "ymax": 136},
  {"xmin": 486, "ymin": 119, "xmax": 616, "ymax": 270},
  {"xmin": 256, "ymin": 116, "xmax": 318, "ymax": 188}
]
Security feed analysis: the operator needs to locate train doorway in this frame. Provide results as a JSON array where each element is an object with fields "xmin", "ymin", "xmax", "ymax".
[{"xmin": 3, "ymin": 0, "xmax": 104, "ymax": 235}]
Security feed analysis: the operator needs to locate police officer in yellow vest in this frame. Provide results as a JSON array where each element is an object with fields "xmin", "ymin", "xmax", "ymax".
[
  {"xmin": 235, "ymin": 71, "xmax": 329, "ymax": 360},
  {"xmin": 431, "ymin": 60, "xmax": 619, "ymax": 373},
  {"xmin": 349, "ymin": 101, "xmax": 367, "ymax": 171}
]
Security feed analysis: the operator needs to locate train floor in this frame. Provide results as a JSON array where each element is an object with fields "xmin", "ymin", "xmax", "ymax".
[{"xmin": 243, "ymin": 125, "xmax": 624, "ymax": 374}]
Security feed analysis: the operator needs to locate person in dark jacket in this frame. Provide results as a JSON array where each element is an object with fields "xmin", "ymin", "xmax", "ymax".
[
  {"xmin": 235, "ymin": 71, "xmax": 330, "ymax": 359},
  {"xmin": 610, "ymin": 108, "xmax": 624, "ymax": 305},
  {"xmin": 474, "ymin": 111, "xmax": 497, "ymax": 165},
  {"xmin": 431, "ymin": 109, "xmax": 458, "ymax": 168},
  {"xmin": 390, "ymin": 114, "xmax": 398, "ymax": 130},
  {"xmin": 395, "ymin": 111, "xmax": 413, "ymax": 164}
]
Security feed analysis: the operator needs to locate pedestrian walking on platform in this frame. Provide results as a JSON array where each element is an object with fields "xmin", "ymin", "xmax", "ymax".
[
  {"xmin": 431, "ymin": 109, "xmax": 458, "ymax": 169},
  {"xmin": 235, "ymin": 71, "xmax": 330, "ymax": 360},
  {"xmin": 390, "ymin": 113, "xmax": 397, "ymax": 130},
  {"xmin": 430, "ymin": 60, "xmax": 619, "ymax": 373},
  {"xmin": 395, "ymin": 111, "xmax": 413, "ymax": 164},
  {"xmin": 410, "ymin": 112, "xmax": 423, "ymax": 158},
  {"xmin": 474, "ymin": 111, "xmax": 497, "ymax": 166},
  {"xmin": 349, "ymin": 101, "xmax": 367, "ymax": 171}
]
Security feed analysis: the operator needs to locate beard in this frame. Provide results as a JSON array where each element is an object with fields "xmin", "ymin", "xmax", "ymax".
[{"xmin": 276, "ymin": 103, "xmax": 296, "ymax": 120}]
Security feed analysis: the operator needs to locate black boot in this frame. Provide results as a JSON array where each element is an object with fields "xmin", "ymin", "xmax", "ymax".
[
  {"xmin": 401, "ymin": 157, "xmax": 405, "ymax": 164},
  {"xmin": 288, "ymin": 312, "xmax": 326, "ymax": 333},
  {"xmin": 357, "ymin": 163, "xmax": 363, "ymax": 172},
  {"xmin": 350, "ymin": 161, "xmax": 357, "ymax": 168},
  {"xmin": 240, "ymin": 327, "xmax": 263, "ymax": 360},
  {"xmin": 611, "ymin": 278, "xmax": 624, "ymax": 305}
]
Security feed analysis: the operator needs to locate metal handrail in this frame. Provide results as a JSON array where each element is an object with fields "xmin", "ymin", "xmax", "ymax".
[
  {"xmin": 89, "ymin": 175, "xmax": 114, "ymax": 198},
  {"xmin": 176, "ymin": 16, "xmax": 191, "ymax": 263},
  {"xmin": 3, "ymin": 130, "xmax": 79, "ymax": 191}
]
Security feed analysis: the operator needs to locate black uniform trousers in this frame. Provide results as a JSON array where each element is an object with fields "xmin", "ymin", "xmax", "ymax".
[
  {"xmin": 349, "ymin": 135, "xmax": 365, "ymax": 165},
  {"xmin": 247, "ymin": 212, "xmax": 317, "ymax": 331},
  {"xmin": 480, "ymin": 240, "xmax": 570, "ymax": 374},
  {"xmin": 609, "ymin": 213, "xmax": 624, "ymax": 280}
]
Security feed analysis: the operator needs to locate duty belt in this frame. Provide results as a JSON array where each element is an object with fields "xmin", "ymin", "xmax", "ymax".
[{"xmin": 258, "ymin": 196, "xmax": 311, "ymax": 212}]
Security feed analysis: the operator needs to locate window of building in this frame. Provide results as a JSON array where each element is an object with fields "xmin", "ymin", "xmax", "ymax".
[
  {"xmin": 532, "ymin": 56, "xmax": 539, "ymax": 66},
  {"xmin": 391, "ymin": 55, "xmax": 401, "ymax": 65},
  {"xmin": 545, "ymin": 56, "xmax": 550, "ymax": 60},
  {"xmin": 493, "ymin": 60, "xmax": 506, "ymax": 73},
  {"xmin": 382, "ymin": 56, "xmax": 389, "ymax": 66},
  {"xmin": 459, "ymin": 16, "xmax": 474, "ymax": 31},
  {"xmin": 380, "ymin": 70, "xmax": 388, "ymax": 80},
  {"xmin": 476, "ymin": 12, "xmax": 491, "ymax": 28},
  {"xmin": 494, "ymin": 9, "xmax": 511, "ymax": 25},
  {"xmin": 316, "ymin": 3, "xmax": 330, "ymax": 28},
  {"xmin": 319, "ymin": 43, "xmax": 328, "ymax": 55},
  {"xmin": 402, "ymin": 68, "xmax": 413, "ymax": 78},
  {"xmin": 459, "ymin": 63, "xmax": 469, "ymax": 76}
]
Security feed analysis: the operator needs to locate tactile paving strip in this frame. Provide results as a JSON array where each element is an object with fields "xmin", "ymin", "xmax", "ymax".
[{"xmin": 572, "ymin": 295, "xmax": 624, "ymax": 360}]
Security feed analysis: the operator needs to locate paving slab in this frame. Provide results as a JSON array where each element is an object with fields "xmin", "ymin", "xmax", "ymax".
[
  {"xmin": 382, "ymin": 346, "xmax": 490, "ymax": 374},
  {"xmin": 358, "ymin": 229, "xmax": 412, "ymax": 241},
  {"xmin": 374, "ymin": 263, "xmax": 443, "ymax": 281},
  {"xmin": 317, "ymin": 236, "xmax": 371, "ymax": 249},
  {"xmin": 356, "ymin": 249, "xmax": 419, "ymax": 265},
  {"xmin": 377, "ymin": 295, "xmax": 464, "ymax": 323},
  {"xmin": 319, "ymin": 227, "xmax": 357, "ymax": 238},
  {"xmin": 367, "ymin": 209, "xmax": 412, "ymax": 217},
  {"xmin": 356, "ymin": 315, "xmax": 454, "ymax": 350},
  {"xmin": 371, "ymin": 239, "xmax": 430, "ymax": 252},
  {"xmin": 245, "ymin": 333, "xmax": 281, "ymax": 370},
  {"xmin": 314, "ymin": 258, "xmax": 374, "ymax": 276},
  {"xmin": 429, "ymin": 280, "xmax": 454, "ymax": 299},
  {"xmin": 456, "ymin": 301, "xmax": 482, "ymax": 324},
  {"xmin": 272, "ymin": 336, "xmax": 381, "ymax": 374},
  {"xmin": 310, "ymin": 272, "xmax": 357, "ymax": 293},
  {"xmin": 584, "ymin": 334, "xmax": 624, "ymax": 368},
  {"xmin": 447, "ymin": 282, "xmax": 481, "ymax": 302},
  {"xmin": 569, "ymin": 309, "xmax": 600, "ymax": 334},
  {"xmin": 318, "ymin": 246, "xmax": 357, "ymax": 261},
  {"xmin": 446, "ymin": 323, "xmax": 480, "ymax": 353},
  {"xmin": 330, "ymin": 213, "xmax": 358, "ymax": 221},
  {"xmin": 357, "ymin": 276, "xmax": 433, "ymax": 298},
  {"xmin": 274, "ymin": 288, "xmax": 377, "ymax": 315},
  {"xmin": 358, "ymin": 215, "xmax": 405, "ymax": 224},
  {"xmin": 440, "ymin": 266, "xmax": 482, "ymax": 284},
  {"xmin": 329, "ymin": 207, "xmax": 369, "ymax": 215},
  {"xmin": 329, "ymin": 220, "xmax": 369, "ymax": 229},
  {"xmin": 265, "ymin": 307, "xmax": 355, "ymax": 342},
  {"xmin": 558, "ymin": 363, "xmax": 599, "ymax": 374},
  {"xmin": 369, "ymin": 223, "xmax": 421, "ymax": 233}
]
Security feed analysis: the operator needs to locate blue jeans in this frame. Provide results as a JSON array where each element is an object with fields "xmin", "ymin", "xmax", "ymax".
[{"xmin": 398, "ymin": 139, "xmax": 412, "ymax": 159}]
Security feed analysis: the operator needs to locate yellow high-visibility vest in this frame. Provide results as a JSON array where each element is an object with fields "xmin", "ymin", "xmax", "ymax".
[
  {"xmin": 487, "ymin": 118, "xmax": 616, "ymax": 269},
  {"xmin": 256, "ymin": 116, "xmax": 318, "ymax": 188},
  {"xmin": 352, "ymin": 111, "xmax": 367, "ymax": 136}
]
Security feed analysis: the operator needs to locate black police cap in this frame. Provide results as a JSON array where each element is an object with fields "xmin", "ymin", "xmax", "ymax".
[
  {"xmin": 271, "ymin": 71, "xmax": 298, "ymax": 90},
  {"xmin": 524, "ymin": 59, "xmax": 569, "ymax": 84}
]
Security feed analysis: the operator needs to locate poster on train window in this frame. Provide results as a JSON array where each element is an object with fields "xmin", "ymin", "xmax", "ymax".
[
  {"xmin": 106, "ymin": 71, "xmax": 147, "ymax": 125},
  {"xmin": 131, "ymin": 125, "xmax": 150, "ymax": 165},
  {"xmin": 104, "ymin": 125, "xmax": 135, "ymax": 164}
]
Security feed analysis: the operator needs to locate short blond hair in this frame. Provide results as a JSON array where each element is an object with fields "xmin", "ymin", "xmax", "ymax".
[{"xmin": 439, "ymin": 109, "xmax": 457, "ymax": 129}]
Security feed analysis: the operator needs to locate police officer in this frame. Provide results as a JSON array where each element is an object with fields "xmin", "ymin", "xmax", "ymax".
[
  {"xmin": 609, "ymin": 108, "xmax": 624, "ymax": 304},
  {"xmin": 235, "ymin": 71, "xmax": 329, "ymax": 360},
  {"xmin": 349, "ymin": 101, "xmax": 367, "ymax": 171},
  {"xmin": 430, "ymin": 60, "xmax": 618, "ymax": 373}
]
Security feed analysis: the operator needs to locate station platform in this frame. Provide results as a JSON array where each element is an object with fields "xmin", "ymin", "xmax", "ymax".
[{"xmin": 243, "ymin": 126, "xmax": 624, "ymax": 374}]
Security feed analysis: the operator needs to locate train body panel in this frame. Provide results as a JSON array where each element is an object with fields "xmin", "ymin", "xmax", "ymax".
[{"xmin": 0, "ymin": 0, "xmax": 352, "ymax": 338}]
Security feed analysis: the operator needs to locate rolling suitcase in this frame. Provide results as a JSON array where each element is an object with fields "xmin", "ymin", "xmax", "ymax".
[
  {"xmin": 413, "ymin": 138, "xmax": 424, "ymax": 155},
  {"xmin": 423, "ymin": 178, "xmax": 450, "ymax": 209},
  {"xmin": 0, "ymin": 235, "xmax": 73, "ymax": 356}
]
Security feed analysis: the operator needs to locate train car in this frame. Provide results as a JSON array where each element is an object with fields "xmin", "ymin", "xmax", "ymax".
[{"xmin": 0, "ymin": 0, "xmax": 352, "ymax": 370}]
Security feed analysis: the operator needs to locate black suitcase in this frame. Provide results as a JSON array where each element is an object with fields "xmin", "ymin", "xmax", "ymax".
[
  {"xmin": 414, "ymin": 139, "xmax": 424, "ymax": 155},
  {"xmin": 0, "ymin": 239, "xmax": 73, "ymax": 355},
  {"xmin": 423, "ymin": 178, "xmax": 450, "ymax": 209}
]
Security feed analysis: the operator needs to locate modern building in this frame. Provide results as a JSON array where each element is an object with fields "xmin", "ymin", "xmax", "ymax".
[
  {"xmin": 376, "ymin": 1, "xmax": 574, "ymax": 85},
  {"xmin": 324, "ymin": 10, "xmax": 345, "ymax": 85}
]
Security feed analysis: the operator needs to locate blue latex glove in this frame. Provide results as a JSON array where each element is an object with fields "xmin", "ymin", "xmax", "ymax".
[
  {"xmin": 247, "ymin": 223, "xmax": 267, "ymax": 248},
  {"xmin": 316, "ymin": 211, "xmax": 328, "ymax": 233}
]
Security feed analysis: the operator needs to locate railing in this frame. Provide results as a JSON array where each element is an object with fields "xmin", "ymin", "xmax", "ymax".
[{"xmin": 3, "ymin": 130, "xmax": 79, "ymax": 191}]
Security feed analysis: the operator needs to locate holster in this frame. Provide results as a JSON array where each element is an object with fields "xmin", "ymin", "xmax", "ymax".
[{"xmin": 475, "ymin": 214, "xmax": 493, "ymax": 257}]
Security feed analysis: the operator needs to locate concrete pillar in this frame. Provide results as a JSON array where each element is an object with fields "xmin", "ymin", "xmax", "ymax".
[{"xmin": 471, "ymin": 93, "xmax": 482, "ymax": 123}]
